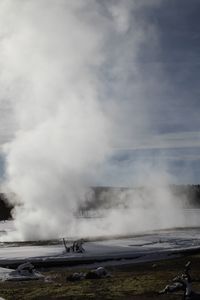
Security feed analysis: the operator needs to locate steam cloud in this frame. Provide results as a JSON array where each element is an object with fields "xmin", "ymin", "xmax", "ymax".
[{"xmin": 0, "ymin": 0, "xmax": 197, "ymax": 241}]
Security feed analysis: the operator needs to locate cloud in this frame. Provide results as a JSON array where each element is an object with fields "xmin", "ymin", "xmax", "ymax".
[{"xmin": 113, "ymin": 131, "xmax": 200, "ymax": 151}]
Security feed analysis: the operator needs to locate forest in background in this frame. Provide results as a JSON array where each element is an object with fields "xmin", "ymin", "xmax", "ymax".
[{"xmin": 1, "ymin": 185, "xmax": 200, "ymax": 220}]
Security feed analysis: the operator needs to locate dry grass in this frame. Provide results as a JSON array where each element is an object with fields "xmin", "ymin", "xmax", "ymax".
[{"xmin": 0, "ymin": 254, "xmax": 200, "ymax": 299}]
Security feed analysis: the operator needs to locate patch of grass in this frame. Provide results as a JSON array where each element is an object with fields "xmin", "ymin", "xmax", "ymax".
[{"xmin": 0, "ymin": 254, "xmax": 200, "ymax": 299}]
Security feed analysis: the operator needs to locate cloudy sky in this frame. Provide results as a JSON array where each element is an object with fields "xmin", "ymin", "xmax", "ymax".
[
  {"xmin": 104, "ymin": 0, "xmax": 200, "ymax": 185},
  {"xmin": 0, "ymin": 0, "xmax": 200, "ymax": 186}
]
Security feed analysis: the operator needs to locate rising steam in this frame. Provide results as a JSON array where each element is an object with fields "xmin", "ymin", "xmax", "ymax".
[{"xmin": 0, "ymin": 0, "xmax": 196, "ymax": 241}]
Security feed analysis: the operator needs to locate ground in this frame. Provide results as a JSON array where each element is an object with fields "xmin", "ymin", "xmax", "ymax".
[{"xmin": 0, "ymin": 253, "xmax": 200, "ymax": 299}]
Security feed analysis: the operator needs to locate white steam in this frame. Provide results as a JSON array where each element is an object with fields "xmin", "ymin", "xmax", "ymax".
[{"xmin": 0, "ymin": 0, "xmax": 196, "ymax": 241}]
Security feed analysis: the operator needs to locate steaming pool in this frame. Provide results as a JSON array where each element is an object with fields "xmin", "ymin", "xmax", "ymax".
[{"xmin": 0, "ymin": 217, "xmax": 200, "ymax": 268}]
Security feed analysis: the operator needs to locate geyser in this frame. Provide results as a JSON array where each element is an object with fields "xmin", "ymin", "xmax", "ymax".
[{"xmin": 0, "ymin": 0, "xmax": 197, "ymax": 241}]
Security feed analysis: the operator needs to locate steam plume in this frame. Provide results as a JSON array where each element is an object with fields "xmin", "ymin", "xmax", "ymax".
[{"xmin": 0, "ymin": 0, "xmax": 196, "ymax": 241}]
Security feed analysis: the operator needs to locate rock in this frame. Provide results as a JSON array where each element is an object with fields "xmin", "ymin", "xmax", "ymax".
[
  {"xmin": 85, "ymin": 267, "xmax": 111, "ymax": 279},
  {"xmin": 67, "ymin": 272, "xmax": 85, "ymax": 282}
]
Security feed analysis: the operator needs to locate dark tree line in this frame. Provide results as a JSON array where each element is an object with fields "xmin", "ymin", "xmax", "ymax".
[
  {"xmin": 1, "ymin": 185, "xmax": 200, "ymax": 220},
  {"xmin": 170, "ymin": 184, "xmax": 200, "ymax": 207},
  {"xmin": 80, "ymin": 185, "xmax": 200, "ymax": 213},
  {"xmin": 0, "ymin": 193, "xmax": 13, "ymax": 220}
]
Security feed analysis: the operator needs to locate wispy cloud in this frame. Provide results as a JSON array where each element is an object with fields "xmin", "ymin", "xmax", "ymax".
[{"xmin": 113, "ymin": 131, "xmax": 200, "ymax": 151}]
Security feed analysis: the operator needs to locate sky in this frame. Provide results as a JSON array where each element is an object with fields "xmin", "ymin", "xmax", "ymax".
[
  {"xmin": 0, "ymin": 0, "xmax": 200, "ymax": 186},
  {"xmin": 139, "ymin": 0, "xmax": 200, "ymax": 136},
  {"xmin": 103, "ymin": 0, "xmax": 200, "ymax": 185}
]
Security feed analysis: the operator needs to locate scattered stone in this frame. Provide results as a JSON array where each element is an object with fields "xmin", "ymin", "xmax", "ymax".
[
  {"xmin": 16, "ymin": 262, "xmax": 35, "ymax": 276},
  {"xmin": 44, "ymin": 275, "xmax": 55, "ymax": 283},
  {"xmin": 67, "ymin": 267, "xmax": 111, "ymax": 282},
  {"xmin": 5, "ymin": 262, "xmax": 44, "ymax": 281},
  {"xmin": 67, "ymin": 272, "xmax": 85, "ymax": 282},
  {"xmin": 85, "ymin": 267, "xmax": 111, "ymax": 279}
]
